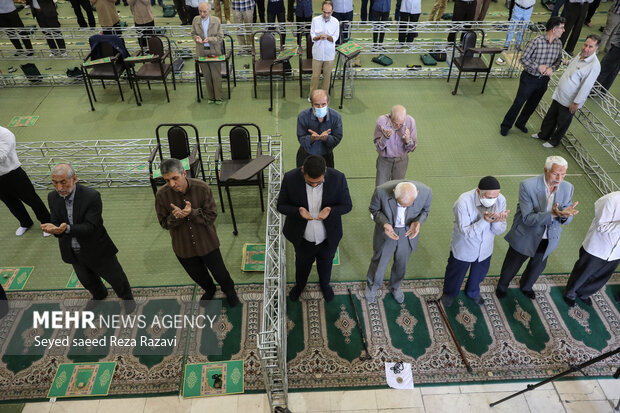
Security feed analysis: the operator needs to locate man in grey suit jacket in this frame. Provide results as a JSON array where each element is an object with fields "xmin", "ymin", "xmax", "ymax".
[
  {"xmin": 366, "ymin": 180, "xmax": 432, "ymax": 304},
  {"xmin": 192, "ymin": 2, "xmax": 224, "ymax": 103},
  {"xmin": 496, "ymin": 156, "xmax": 579, "ymax": 300}
]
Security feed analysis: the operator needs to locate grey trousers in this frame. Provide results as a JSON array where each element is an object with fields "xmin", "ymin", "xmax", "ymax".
[
  {"xmin": 375, "ymin": 154, "xmax": 409, "ymax": 187},
  {"xmin": 366, "ymin": 226, "xmax": 413, "ymax": 293}
]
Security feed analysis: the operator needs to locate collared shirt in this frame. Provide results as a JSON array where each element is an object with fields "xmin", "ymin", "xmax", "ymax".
[
  {"xmin": 542, "ymin": 175, "xmax": 556, "ymax": 239},
  {"xmin": 399, "ymin": 0, "xmax": 421, "ymax": 14},
  {"xmin": 63, "ymin": 188, "xmax": 81, "ymax": 250},
  {"xmin": 520, "ymin": 35, "xmax": 563, "ymax": 77},
  {"xmin": 0, "ymin": 0, "xmax": 16, "ymax": 14},
  {"xmin": 552, "ymin": 53, "xmax": 601, "ymax": 109},
  {"xmin": 297, "ymin": 107, "xmax": 343, "ymax": 155},
  {"xmin": 201, "ymin": 17, "xmax": 210, "ymax": 47},
  {"xmin": 231, "ymin": 0, "xmax": 254, "ymax": 11},
  {"xmin": 310, "ymin": 14, "xmax": 339, "ymax": 61},
  {"xmin": 395, "ymin": 203, "xmax": 407, "ymax": 228},
  {"xmin": 371, "ymin": 0, "xmax": 391, "ymax": 12},
  {"xmin": 303, "ymin": 182, "xmax": 326, "ymax": 244},
  {"xmin": 186, "ymin": 0, "xmax": 199, "ymax": 6},
  {"xmin": 374, "ymin": 114, "xmax": 417, "ymax": 158},
  {"xmin": 0, "ymin": 126, "xmax": 21, "ymax": 176},
  {"xmin": 450, "ymin": 189, "xmax": 507, "ymax": 262},
  {"xmin": 295, "ymin": 0, "xmax": 312, "ymax": 17},
  {"xmin": 332, "ymin": 0, "xmax": 353, "ymax": 13},
  {"xmin": 582, "ymin": 192, "xmax": 620, "ymax": 261}
]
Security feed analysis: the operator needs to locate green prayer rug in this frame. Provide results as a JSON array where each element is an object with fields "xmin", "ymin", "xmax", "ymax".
[
  {"xmin": 8, "ymin": 116, "xmax": 38, "ymax": 127},
  {"xmin": 0, "ymin": 267, "xmax": 33, "ymax": 290},
  {"xmin": 48, "ymin": 362, "xmax": 116, "ymax": 398},
  {"xmin": 182, "ymin": 360, "xmax": 244, "ymax": 398},
  {"xmin": 242, "ymin": 244, "xmax": 339, "ymax": 272}
]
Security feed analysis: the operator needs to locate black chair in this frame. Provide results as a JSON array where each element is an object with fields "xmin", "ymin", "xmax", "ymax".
[
  {"xmin": 216, "ymin": 123, "xmax": 268, "ymax": 236},
  {"xmin": 130, "ymin": 35, "xmax": 177, "ymax": 105},
  {"xmin": 298, "ymin": 33, "xmax": 313, "ymax": 98},
  {"xmin": 148, "ymin": 123, "xmax": 205, "ymax": 196},
  {"xmin": 81, "ymin": 35, "xmax": 130, "ymax": 111},
  {"xmin": 195, "ymin": 33, "xmax": 237, "ymax": 101},
  {"xmin": 251, "ymin": 30, "xmax": 286, "ymax": 99},
  {"xmin": 447, "ymin": 29, "xmax": 502, "ymax": 95}
]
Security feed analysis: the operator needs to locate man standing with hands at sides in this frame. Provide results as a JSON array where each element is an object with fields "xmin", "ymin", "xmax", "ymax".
[
  {"xmin": 155, "ymin": 158, "xmax": 239, "ymax": 307},
  {"xmin": 374, "ymin": 105, "xmax": 417, "ymax": 187},
  {"xmin": 310, "ymin": 1, "xmax": 339, "ymax": 96},
  {"xmin": 42, "ymin": 164, "xmax": 135, "ymax": 312},
  {"xmin": 296, "ymin": 89, "xmax": 343, "ymax": 168},
  {"xmin": 192, "ymin": 2, "xmax": 225, "ymax": 104},
  {"xmin": 500, "ymin": 17, "xmax": 565, "ymax": 137},
  {"xmin": 441, "ymin": 176, "xmax": 508, "ymax": 308},
  {"xmin": 277, "ymin": 155, "xmax": 352, "ymax": 302},
  {"xmin": 496, "ymin": 156, "xmax": 579, "ymax": 300},
  {"xmin": 366, "ymin": 180, "xmax": 432, "ymax": 304}
]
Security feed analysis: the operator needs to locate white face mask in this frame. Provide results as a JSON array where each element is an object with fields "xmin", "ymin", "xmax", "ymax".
[{"xmin": 480, "ymin": 197, "xmax": 497, "ymax": 208}]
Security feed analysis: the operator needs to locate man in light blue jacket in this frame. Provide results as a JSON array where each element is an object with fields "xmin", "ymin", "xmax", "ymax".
[{"xmin": 496, "ymin": 156, "xmax": 579, "ymax": 300}]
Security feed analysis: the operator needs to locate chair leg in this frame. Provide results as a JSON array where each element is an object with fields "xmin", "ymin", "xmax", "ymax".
[
  {"xmin": 253, "ymin": 73, "xmax": 257, "ymax": 98},
  {"xmin": 163, "ymin": 77, "xmax": 170, "ymax": 102},
  {"xmin": 282, "ymin": 69, "xmax": 286, "ymax": 98},
  {"xmin": 101, "ymin": 79, "xmax": 106, "ymax": 89},
  {"xmin": 473, "ymin": 72, "xmax": 478, "ymax": 82},
  {"xmin": 147, "ymin": 80, "xmax": 151, "ymax": 90},
  {"xmin": 452, "ymin": 70, "xmax": 462, "ymax": 95},
  {"xmin": 217, "ymin": 182, "xmax": 225, "ymax": 212},
  {"xmin": 481, "ymin": 72, "xmax": 490, "ymax": 94},
  {"xmin": 258, "ymin": 176, "xmax": 264, "ymax": 212},
  {"xmin": 132, "ymin": 75, "xmax": 141, "ymax": 106},
  {"xmin": 225, "ymin": 185, "xmax": 238, "ymax": 236},
  {"xmin": 299, "ymin": 68, "xmax": 303, "ymax": 98},
  {"xmin": 82, "ymin": 70, "xmax": 95, "ymax": 111},
  {"xmin": 447, "ymin": 60, "xmax": 453, "ymax": 82},
  {"xmin": 117, "ymin": 78, "xmax": 124, "ymax": 101}
]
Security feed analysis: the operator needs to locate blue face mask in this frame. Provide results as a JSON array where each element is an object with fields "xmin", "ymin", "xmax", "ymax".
[{"xmin": 314, "ymin": 106, "xmax": 328, "ymax": 118}]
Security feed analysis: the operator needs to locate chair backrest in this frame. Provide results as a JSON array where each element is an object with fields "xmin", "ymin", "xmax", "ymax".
[
  {"xmin": 259, "ymin": 32, "xmax": 277, "ymax": 60},
  {"xmin": 461, "ymin": 31, "xmax": 477, "ymax": 57},
  {"xmin": 147, "ymin": 36, "xmax": 165, "ymax": 57},
  {"xmin": 100, "ymin": 42, "xmax": 116, "ymax": 58},
  {"xmin": 168, "ymin": 126, "xmax": 190, "ymax": 159},
  {"xmin": 229, "ymin": 126, "xmax": 251, "ymax": 161}
]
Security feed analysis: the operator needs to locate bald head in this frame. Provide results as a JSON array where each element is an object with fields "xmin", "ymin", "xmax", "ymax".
[
  {"xmin": 311, "ymin": 89, "xmax": 329, "ymax": 104},
  {"xmin": 198, "ymin": 2, "xmax": 210, "ymax": 18},
  {"xmin": 394, "ymin": 182, "xmax": 417, "ymax": 207}
]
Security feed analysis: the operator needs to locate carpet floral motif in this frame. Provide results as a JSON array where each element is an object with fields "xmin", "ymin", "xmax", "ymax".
[
  {"xmin": 212, "ymin": 308, "xmax": 233, "ymax": 348},
  {"xmin": 568, "ymin": 306, "xmax": 592, "ymax": 334},
  {"xmin": 395, "ymin": 304, "xmax": 417, "ymax": 342},
  {"xmin": 21, "ymin": 327, "xmax": 44, "ymax": 349},
  {"xmin": 512, "ymin": 299, "xmax": 533, "ymax": 335},
  {"xmin": 334, "ymin": 304, "xmax": 356, "ymax": 344},
  {"xmin": 455, "ymin": 300, "xmax": 477, "ymax": 339}
]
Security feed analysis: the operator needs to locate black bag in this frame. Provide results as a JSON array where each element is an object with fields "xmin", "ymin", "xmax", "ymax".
[
  {"xmin": 430, "ymin": 52, "xmax": 447, "ymax": 62},
  {"xmin": 163, "ymin": 5, "xmax": 176, "ymax": 17},
  {"xmin": 172, "ymin": 58, "xmax": 184, "ymax": 73},
  {"xmin": 21, "ymin": 63, "xmax": 43, "ymax": 82},
  {"xmin": 420, "ymin": 54, "xmax": 437, "ymax": 66},
  {"xmin": 371, "ymin": 54, "xmax": 393, "ymax": 66},
  {"xmin": 66, "ymin": 66, "xmax": 83, "ymax": 78}
]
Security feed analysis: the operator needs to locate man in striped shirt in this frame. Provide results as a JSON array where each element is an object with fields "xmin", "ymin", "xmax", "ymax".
[{"xmin": 500, "ymin": 16, "xmax": 564, "ymax": 137}]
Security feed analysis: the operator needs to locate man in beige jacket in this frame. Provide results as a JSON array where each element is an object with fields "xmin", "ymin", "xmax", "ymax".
[
  {"xmin": 192, "ymin": 2, "xmax": 225, "ymax": 103},
  {"xmin": 128, "ymin": 0, "xmax": 154, "ymax": 48},
  {"xmin": 91, "ymin": 0, "xmax": 120, "ymax": 34}
]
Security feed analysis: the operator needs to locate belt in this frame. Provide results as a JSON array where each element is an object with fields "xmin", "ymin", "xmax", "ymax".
[{"xmin": 515, "ymin": 3, "xmax": 534, "ymax": 9}]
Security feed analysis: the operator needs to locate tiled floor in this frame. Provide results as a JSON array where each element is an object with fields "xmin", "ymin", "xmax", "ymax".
[{"xmin": 17, "ymin": 378, "xmax": 620, "ymax": 413}]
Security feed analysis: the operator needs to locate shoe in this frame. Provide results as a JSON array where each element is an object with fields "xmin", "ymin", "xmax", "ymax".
[
  {"xmin": 522, "ymin": 290, "xmax": 536, "ymax": 300},
  {"xmin": 500, "ymin": 128, "xmax": 508, "ymax": 136},
  {"xmin": 123, "ymin": 300, "xmax": 136, "ymax": 313},
  {"xmin": 472, "ymin": 295, "xmax": 484, "ymax": 305},
  {"xmin": 580, "ymin": 296, "xmax": 592, "ymax": 307},
  {"xmin": 26, "ymin": 51, "xmax": 34, "ymax": 56},
  {"xmin": 322, "ymin": 285, "xmax": 334, "ymax": 302},
  {"xmin": 585, "ymin": 22, "xmax": 592, "ymax": 27},
  {"xmin": 563, "ymin": 296, "xmax": 576, "ymax": 307},
  {"xmin": 531, "ymin": 133, "xmax": 541, "ymax": 139},
  {"xmin": 208, "ymin": 99, "xmax": 215, "ymax": 104},
  {"xmin": 226, "ymin": 19, "xmax": 231, "ymax": 24},
  {"xmin": 289, "ymin": 285, "xmax": 302, "ymax": 302},
  {"xmin": 440, "ymin": 294, "xmax": 454, "ymax": 307},
  {"xmin": 365, "ymin": 288, "xmax": 376, "ymax": 304},
  {"xmin": 495, "ymin": 289, "xmax": 507, "ymax": 299},
  {"xmin": 226, "ymin": 291, "xmax": 239, "ymax": 307},
  {"xmin": 85, "ymin": 297, "xmax": 106, "ymax": 311},
  {"xmin": 14, "ymin": 50, "xmax": 23, "ymax": 57},
  {"xmin": 49, "ymin": 52, "xmax": 56, "ymax": 57},
  {"xmin": 496, "ymin": 57, "xmax": 506, "ymax": 65},
  {"xmin": 199, "ymin": 288, "xmax": 216, "ymax": 307},
  {"xmin": 542, "ymin": 142, "xmax": 555, "ymax": 148},
  {"xmin": 43, "ymin": 231, "xmax": 51, "ymax": 237},
  {"xmin": 515, "ymin": 124, "xmax": 528, "ymax": 133},
  {"xmin": 391, "ymin": 288, "xmax": 404, "ymax": 304},
  {"xmin": 60, "ymin": 52, "xmax": 68, "ymax": 57},
  {"xmin": 15, "ymin": 226, "xmax": 31, "ymax": 236},
  {"xmin": 214, "ymin": 99, "xmax": 223, "ymax": 105}
]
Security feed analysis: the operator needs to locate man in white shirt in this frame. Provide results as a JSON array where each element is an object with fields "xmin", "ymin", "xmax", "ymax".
[
  {"xmin": 563, "ymin": 192, "xmax": 620, "ymax": 307},
  {"xmin": 0, "ymin": 126, "xmax": 51, "ymax": 237},
  {"xmin": 310, "ymin": 1, "xmax": 339, "ymax": 95},
  {"xmin": 533, "ymin": 35, "xmax": 601, "ymax": 148}
]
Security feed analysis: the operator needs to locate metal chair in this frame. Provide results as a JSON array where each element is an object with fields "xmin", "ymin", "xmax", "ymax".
[
  {"xmin": 251, "ymin": 30, "xmax": 286, "ymax": 99},
  {"xmin": 148, "ymin": 123, "xmax": 205, "ymax": 196},
  {"xmin": 447, "ymin": 29, "xmax": 502, "ymax": 95},
  {"xmin": 195, "ymin": 33, "xmax": 237, "ymax": 101},
  {"xmin": 298, "ymin": 33, "xmax": 313, "ymax": 98},
  {"xmin": 131, "ymin": 35, "xmax": 177, "ymax": 105}
]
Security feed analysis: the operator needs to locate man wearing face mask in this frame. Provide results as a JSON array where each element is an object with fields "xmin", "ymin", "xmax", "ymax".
[
  {"xmin": 496, "ymin": 156, "xmax": 579, "ymax": 300},
  {"xmin": 374, "ymin": 105, "xmax": 417, "ymax": 187},
  {"xmin": 366, "ymin": 180, "xmax": 432, "ymax": 304},
  {"xmin": 296, "ymin": 88, "xmax": 343, "ymax": 168},
  {"xmin": 441, "ymin": 176, "xmax": 508, "ymax": 308},
  {"xmin": 309, "ymin": 1, "xmax": 339, "ymax": 95}
]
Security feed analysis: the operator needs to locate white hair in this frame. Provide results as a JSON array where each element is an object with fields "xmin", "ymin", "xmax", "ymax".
[
  {"xmin": 545, "ymin": 156, "xmax": 568, "ymax": 170},
  {"xmin": 390, "ymin": 105, "xmax": 406, "ymax": 120},
  {"xmin": 51, "ymin": 163, "xmax": 75, "ymax": 178},
  {"xmin": 394, "ymin": 182, "xmax": 417, "ymax": 203}
]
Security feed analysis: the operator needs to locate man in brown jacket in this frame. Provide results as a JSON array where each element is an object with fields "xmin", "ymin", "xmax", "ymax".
[
  {"xmin": 192, "ymin": 2, "xmax": 224, "ymax": 103},
  {"xmin": 155, "ymin": 158, "xmax": 238, "ymax": 307},
  {"xmin": 90, "ymin": 0, "xmax": 120, "ymax": 34}
]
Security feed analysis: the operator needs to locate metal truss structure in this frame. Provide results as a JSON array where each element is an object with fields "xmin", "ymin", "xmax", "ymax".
[{"xmin": 257, "ymin": 142, "xmax": 288, "ymax": 412}]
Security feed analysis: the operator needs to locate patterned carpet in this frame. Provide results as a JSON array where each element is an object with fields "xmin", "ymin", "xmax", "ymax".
[{"xmin": 1, "ymin": 276, "xmax": 619, "ymax": 401}]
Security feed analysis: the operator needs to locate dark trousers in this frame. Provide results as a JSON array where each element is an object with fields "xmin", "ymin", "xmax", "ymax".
[
  {"xmin": 560, "ymin": 1, "xmax": 588, "ymax": 55},
  {"xmin": 394, "ymin": 0, "xmax": 402, "ymax": 20},
  {"xmin": 448, "ymin": 0, "xmax": 476, "ymax": 42},
  {"xmin": 501, "ymin": 71, "xmax": 550, "ymax": 131},
  {"xmin": 565, "ymin": 247, "xmax": 620, "ymax": 300},
  {"xmin": 176, "ymin": 248, "xmax": 235, "ymax": 295},
  {"xmin": 186, "ymin": 5, "xmax": 199, "ymax": 21},
  {"xmin": 370, "ymin": 10, "xmax": 389, "ymax": 44},
  {"xmin": 296, "ymin": 146, "xmax": 334, "ymax": 168},
  {"xmin": 173, "ymin": 0, "xmax": 191, "ymax": 24},
  {"xmin": 0, "ymin": 10, "xmax": 34, "ymax": 51},
  {"xmin": 361, "ymin": 0, "xmax": 373, "ymax": 21},
  {"xmin": 398, "ymin": 12, "xmax": 420, "ymax": 42},
  {"xmin": 295, "ymin": 15, "xmax": 312, "ymax": 44},
  {"xmin": 267, "ymin": 10, "xmax": 286, "ymax": 45},
  {"xmin": 136, "ymin": 20, "xmax": 155, "ymax": 49},
  {"xmin": 0, "ymin": 167, "xmax": 50, "ymax": 228},
  {"xmin": 71, "ymin": 250, "xmax": 133, "ymax": 300},
  {"xmin": 253, "ymin": 0, "xmax": 265, "ymax": 22},
  {"xmin": 102, "ymin": 22, "xmax": 122, "ymax": 37},
  {"xmin": 442, "ymin": 252, "xmax": 492, "ymax": 299},
  {"xmin": 0, "ymin": 284, "xmax": 7, "ymax": 319},
  {"xmin": 584, "ymin": 0, "xmax": 601, "ymax": 24},
  {"xmin": 69, "ymin": 0, "xmax": 96, "ymax": 27},
  {"xmin": 34, "ymin": 14, "xmax": 66, "ymax": 51},
  {"xmin": 597, "ymin": 44, "xmax": 620, "ymax": 92},
  {"xmin": 294, "ymin": 239, "xmax": 337, "ymax": 292},
  {"xmin": 497, "ymin": 240, "xmax": 549, "ymax": 293},
  {"xmin": 538, "ymin": 99, "xmax": 574, "ymax": 147},
  {"xmin": 332, "ymin": 11, "xmax": 353, "ymax": 44},
  {"xmin": 551, "ymin": 0, "xmax": 566, "ymax": 17},
  {"xmin": 287, "ymin": 0, "xmax": 294, "ymax": 21}
]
